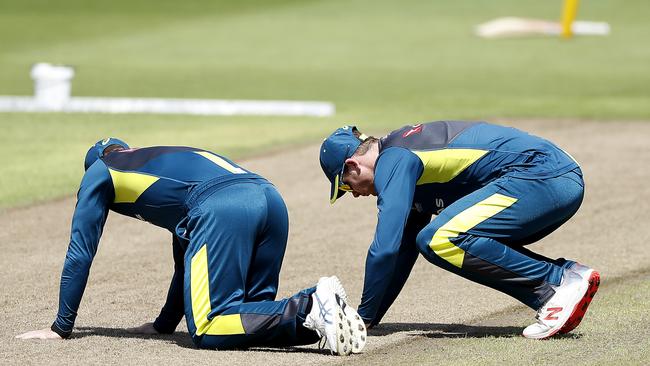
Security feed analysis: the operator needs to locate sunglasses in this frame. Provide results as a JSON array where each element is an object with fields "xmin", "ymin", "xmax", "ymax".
[
  {"xmin": 338, "ymin": 167, "xmax": 353, "ymax": 192},
  {"xmin": 338, "ymin": 183, "xmax": 353, "ymax": 192}
]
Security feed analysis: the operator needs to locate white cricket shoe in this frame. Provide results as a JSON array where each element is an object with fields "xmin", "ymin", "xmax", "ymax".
[
  {"xmin": 522, "ymin": 266, "xmax": 599, "ymax": 339},
  {"xmin": 560, "ymin": 262, "xmax": 600, "ymax": 334},
  {"xmin": 303, "ymin": 277, "xmax": 367, "ymax": 355},
  {"xmin": 320, "ymin": 276, "xmax": 349, "ymax": 302},
  {"xmin": 318, "ymin": 276, "xmax": 367, "ymax": 353},
  {"xmin": 568, "ymin": 262, "xmax": 595, "ymax": 278}
]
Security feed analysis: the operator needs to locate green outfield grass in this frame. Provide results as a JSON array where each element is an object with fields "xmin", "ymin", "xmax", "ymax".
[
  {"xmin": 0, "ymin": 113, "xmax": 343, "ymax": 208},
  {"xmin": 354, "ymin": 271, "xmax": 650, "ymax": 366},
  {"xmin": 1, "ymin": 0, "xmax": 649, "ymax": 207}
]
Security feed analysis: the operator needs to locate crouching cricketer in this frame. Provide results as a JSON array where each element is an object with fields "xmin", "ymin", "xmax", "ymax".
[
  {"xmin": 17, "ymin": 138, "xmax": 366, "ymax": 355},
  {"xmin": 319, "ymin": 121, "xmax": 600, "ymax": 339}
]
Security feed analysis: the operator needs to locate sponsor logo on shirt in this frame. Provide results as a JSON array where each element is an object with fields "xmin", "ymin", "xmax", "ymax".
[
  {"xmin": 435, "ymin": 198, "xmax": 445, "ymax": 215},
  {"xmin": 402, "ymin": 124, "xmax": 423, "ymax": 138},
  {"xmin": 414, "ymin": 199, "xmax": 445, "ymax": 215}
]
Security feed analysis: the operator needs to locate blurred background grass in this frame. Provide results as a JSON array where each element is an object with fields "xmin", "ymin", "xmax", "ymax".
[{"xmin": 1, "ymin": 0, "xmax": 648, "ymax": 208}]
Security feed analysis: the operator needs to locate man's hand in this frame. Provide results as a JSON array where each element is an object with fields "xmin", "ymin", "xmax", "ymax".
[
  {"xmin": 124, "ymin": 322, "xmax": 159, "ymax": 335},
  {"xmin": 16, "ymin": 328, "xmax": 63, "ymax": 340}
]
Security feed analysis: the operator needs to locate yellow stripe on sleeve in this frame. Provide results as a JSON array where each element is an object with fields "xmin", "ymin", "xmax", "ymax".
[
  {"xmin": 108, "ymin": 169, "xmax": 159, "ymax": 203},
  {"xmin": 414, "ymin": 149, "xmax": 488, "ymax": 185},
  {"xmin": 195, "ymin": 151, "xmax": 246, "ymax": 174}
]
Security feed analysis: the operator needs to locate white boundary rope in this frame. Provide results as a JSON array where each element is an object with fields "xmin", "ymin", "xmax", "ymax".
[{"xmin": 0, "ymin": 96, "xmax": 335, "ymax": 117}]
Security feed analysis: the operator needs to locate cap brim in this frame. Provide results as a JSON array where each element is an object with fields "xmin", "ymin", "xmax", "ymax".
[{"xmin": 329, "ymin": 174, "xmax": 347, "ymax": 204}]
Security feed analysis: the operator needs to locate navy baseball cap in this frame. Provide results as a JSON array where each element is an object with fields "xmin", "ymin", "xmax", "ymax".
[
  {"xmin": 319, "ymin": 125, "xmax": 367, "ymax": 204},
  {"xmin": 84, "ymin": 137, "xmax": 129, "ymax": 170}
]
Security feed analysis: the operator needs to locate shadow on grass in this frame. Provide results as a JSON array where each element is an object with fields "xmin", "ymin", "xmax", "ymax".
[
  {"xmin": 73, "ymin": 326, "xmax": 330, "ymax": 354},
  {"xmin": 74, "ymin": 326, "xmax": 195, "ymax": 348},
  {"xmin": 370, "ymin": 322, "xmax": 581, "ymax": 339},
  {"xmin": 240, "ymin": 346, "xmax": 330, "ymax": 355}
]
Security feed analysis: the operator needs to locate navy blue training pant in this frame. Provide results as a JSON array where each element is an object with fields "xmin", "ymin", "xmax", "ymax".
[
  {"xmin": 180, "ymin": 179, "xmax": 318, "ymax": 349},
  {"xmin": 415, "ymin": 168, "xmax": 584, "ymax": 310}
]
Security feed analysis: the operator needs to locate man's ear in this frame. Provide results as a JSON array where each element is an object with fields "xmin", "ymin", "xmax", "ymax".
[{"xmin": 344, "ymin": 158, "xmax": 360, "ymax": 176}]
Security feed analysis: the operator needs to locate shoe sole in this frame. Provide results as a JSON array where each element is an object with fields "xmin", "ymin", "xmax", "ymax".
[
  {"xmin": 340, "ymin": 301, "xmax": 367, "ymax": 353},
  {"xmin": 332, "ymin": 303, "xmax": 354, "ymax": 356},
  {"xmin": 559, "ymin": 270, "xmax": 600, "ymax": 334},
  {"xmin": 323, "ymin": 277, "xmax": 367, "ymax": 354},
  {"xmin": 327, "ymin": 276, "xmax": 349, "ymax": 303}
]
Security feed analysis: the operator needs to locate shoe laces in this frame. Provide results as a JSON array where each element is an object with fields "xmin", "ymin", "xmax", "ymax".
[
  {"xmin": 304, "ymin": 299, "xmax": 334, "ymax": 355},
  {"xmin": 317, "ymin": 337, "xmax": 328, "ymax": 352}
]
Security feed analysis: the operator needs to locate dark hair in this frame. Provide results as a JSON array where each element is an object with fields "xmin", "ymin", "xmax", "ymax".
[
  {"xmin": 350, "ymin": 127, "xmax": 377, "ymax": 156},
  {"xmin": 103, "ymin": 144, "xmax": 126, "ymax": 156},
  {"xmin": 341, "ymin": 129, "xmax": 378, "ymax": 181}
]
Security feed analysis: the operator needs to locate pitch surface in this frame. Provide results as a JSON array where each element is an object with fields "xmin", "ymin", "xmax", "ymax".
[{"xmin": 2, "ymin": 120, "xmax": 649, "ymax": 364}]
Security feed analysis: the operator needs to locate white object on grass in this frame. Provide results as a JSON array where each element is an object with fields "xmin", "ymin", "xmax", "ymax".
[
  {"xmin": 0, "ymin": 63, "xmax": 335, "ymax": 117},
  {"xmin": 30, "ymin": 63, "xmax": 75, "ymax": 108},
  {"xmin": 475, "ymin": 17, "xmax": 610, "ymax": 39}
]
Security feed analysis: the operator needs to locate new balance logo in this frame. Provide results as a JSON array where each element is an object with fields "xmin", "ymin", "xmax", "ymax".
[{"xmin": 543, "ymin": 307, "xmax": 563, "ymax": 320}]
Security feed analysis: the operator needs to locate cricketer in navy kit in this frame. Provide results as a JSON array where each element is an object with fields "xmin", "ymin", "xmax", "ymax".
[
  {"xmin": 319, "ymin": 121, "xmax": 600, "ymax": 339},
  {"xmin": 16, "ymin": 138, "xmax": 367, "ymax": 355}
]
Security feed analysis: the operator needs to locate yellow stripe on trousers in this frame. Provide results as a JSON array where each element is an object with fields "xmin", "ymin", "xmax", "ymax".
[
  {"xmin": 190, "ymin": 244, "xmax": 245, "ymax": 336},
  {"xmin": 428, "ymin": 193, "xmax": 518, "ymax": 268}
]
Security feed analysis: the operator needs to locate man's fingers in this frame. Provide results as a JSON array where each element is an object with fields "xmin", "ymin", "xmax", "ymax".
[
  {"xmin": 124, "ymin": 322, "xmax": 158, "ymax": 334},
  {"xmin": 16, "ymin": 328, "xmax": 63, "ymax": 340},
  {"xmin": 16, "ymin": 330, "xmax": 38, "ymax": 339}
]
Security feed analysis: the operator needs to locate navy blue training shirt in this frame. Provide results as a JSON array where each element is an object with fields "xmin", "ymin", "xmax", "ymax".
[
  {"xmin": 54, "ymin": 146, "xmax": 260, "ymax": 336},
  {"xmin": 357, "ymin": 121, "xmax": 579, "ymax": 324}
]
